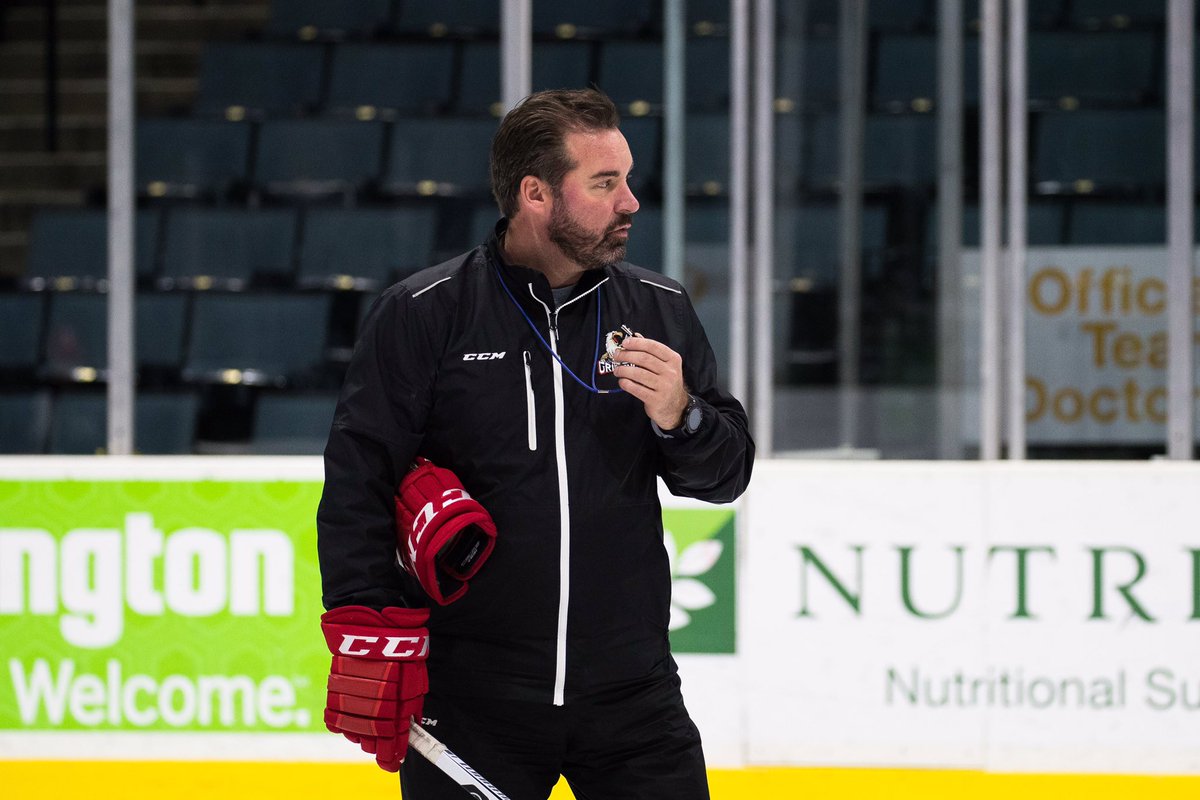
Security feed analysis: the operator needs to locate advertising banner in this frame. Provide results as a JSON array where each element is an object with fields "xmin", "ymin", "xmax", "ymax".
[
  {"xmin": 0, "ymin": 477, "xmax": 328, "ymax": 736},
  {"xmin": 962, "ymin": 247, "xmax": 1200, "ymax": 444},
  {"xmin": 744, "ymin": 461, "xmax": 1200, "ymax": 774}
]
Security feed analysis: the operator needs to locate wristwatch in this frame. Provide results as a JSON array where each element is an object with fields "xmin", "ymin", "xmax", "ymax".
[{"xmin": 669, "ymin": 394, "xmax": 703, "ymax": 436}]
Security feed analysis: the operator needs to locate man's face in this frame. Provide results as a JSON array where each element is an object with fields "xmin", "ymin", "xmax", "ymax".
[{"xmin": 547, "ymin": 128, "xmax": 640, "ymax": 271}]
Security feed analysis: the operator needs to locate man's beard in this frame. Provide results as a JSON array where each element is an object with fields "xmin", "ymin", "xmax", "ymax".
[{"xmin": 548, "ymin": 201, "xmax": 632, "ymax": 271}]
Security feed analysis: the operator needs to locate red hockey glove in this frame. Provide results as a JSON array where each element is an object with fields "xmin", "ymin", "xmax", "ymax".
[
  {"xmin": 320, "ymin": 605, "xmax": 429, "ymax": 772},
  {"xmin": 395, "ymin": 457, "xmax": 497, "ymax": 605}
]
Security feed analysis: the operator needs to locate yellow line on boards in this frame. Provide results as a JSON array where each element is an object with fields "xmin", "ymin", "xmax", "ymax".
[{"xmin": 3, "ymin": 763, "xmax": 1199, "ymax": 799}]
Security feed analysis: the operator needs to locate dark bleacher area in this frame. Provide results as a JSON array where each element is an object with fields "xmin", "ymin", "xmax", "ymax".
[{"xmin": 0, "ymin": 0, "xmax": 1185, "ymax": 454}]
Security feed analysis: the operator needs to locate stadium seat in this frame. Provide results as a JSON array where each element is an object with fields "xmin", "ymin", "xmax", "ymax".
[
  {"xmin": 24, "ymin": 209, "xmax": 161, "ymax": 291},
  {"xmin": 686, "ymin": 37, "xmax": 731, "ymax": 111},
  {"xmin": 617, "ymin": 116, "xmax": 660, "ymax": 195},
  {"xmin": 925, "ymin": 202, "xmax": 1069, "ymax": 266},
  {"xmin": 787, "ymin": 0, "xmax": 930, "ymax": 35},
  {"xmin": 1068, "ymin": 202, "xmax": 1166, "ymax": 245},
  {"xmin": 392, "ymin": 0, "xmax": 501, "ymax": 37},
  {"xmin": 254, "ymin": 119, "xmax": 386, "ymax": 199},
  {"xmin": 1033, "ymin": 110, "xmax": 1165, "ymax": 193},
  {"xmin": 160, "ymin": 208, "xmax": 298, "ymax": 290},
  {"xmin": 183, "ymin": 293, "xmax": 333, "ymax": 386},
  {"xmin": 382, "ymin": 118, "xmax": 497, "ymax": 197},
  {"xmin": 248, "ymin": 391, "xmax": 338, "ymax": 454},
  {"xmin": 194, "ymin": 43, "xmax": 325, "ymax": 119},
  {"xmin": 1027, "ymin": 32, "xmax": 1158, "ymax": 108},
  {"xmin": 297, "ymin": 207, "xmax": 439, "ymax": 290},
  {"xmin": 872, "ymin": 34, "xmax": 983, "ymax": 112},
  {"xmin": 326, "ymin": 43, "xmax": 457, "ymax": 118},
  {"xmin": 685, "ymin": 0, "xmax": 729, "ymax": 33},
  {"xmin": 356, "ymin": 291, "xmax": 382, "ymax": 336},
  {"xmin": 622, "ymin": 205, "xmax": 663, "ymax": 269},
  {"xmin": 265, "ymin": 0, "xmax": 393, "ymax": 40},
  {"xmin": 777, "ymin": 36, "xmax": 840, "ymax": 112},
  {"xmin": 874, "ymin": 35, "xmax": 937, "ymax": 113},
  {"xmin": 774, "ymin": 112, "xmax": 805, "ymax": 200},
  {"xmin": 776, "ymin": 204, "xmax": 889, "ymax": 286},
  {"xmin": 456, "ymin": 41, "xmax": 593, "ymax": 116},
  {"xmin": 136, "ymin": 117, "xmax": 252, "ymax": 200},
  {"xmin": 964, "ymin": 0, "xmax": 1066, "ymax": 30},
  {"xmin": 621, "ymin": 202, "xmax": 733, "ymax": 273},
  {"xmin": 0, "ymin": 293, "xmax": 44, "ymax": 373},
  {"xmin": 597, "ymin": 41, "xmax": 663, "ymax": 111},
  {"xmin": 0, "ymin": 392, "xmax": 51, "ymax": 453},
  {"xmin": 1069, "ymin": 0, "xmax": 1164, "ymax": 30},
  {"xmin": 532, "ymin": 0, "xmax": 656, "ymax": 39},
  {"xmin": 41, "ymin": 292, "xmax": 188, "ymax": 381},
  {"xmin": 48, "ymin": 392, "xmax": 199, "ymax": 455},
  {"xmin": 685, "ymin": 113, "xmax": 730, "ymax": 196},
  {"xmin": 808, "ymin": 114, "xmax": 937, "ymax": 189},
  {"xmin": 468, "ymin": 207, "xmax": 501, "ymax": 252}
]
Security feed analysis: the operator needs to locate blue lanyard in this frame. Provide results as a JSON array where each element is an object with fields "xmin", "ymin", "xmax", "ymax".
[{"xmin": 492, "ymin": 262, "xmax": 624, "ymax": 395}]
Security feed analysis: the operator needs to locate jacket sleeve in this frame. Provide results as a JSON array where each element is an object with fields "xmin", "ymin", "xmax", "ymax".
[
  {"xmin": 655, "ymin": 291, "xmax": 755, "ymax": 504},
  {"xmin": 316, "ymin": 288, "xmax": 439, "ymax": 611}
]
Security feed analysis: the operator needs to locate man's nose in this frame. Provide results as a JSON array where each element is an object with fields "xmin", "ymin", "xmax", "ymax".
[{"xmin": 616, "ymin": 181, "xmax": 640, "ymax": 215}]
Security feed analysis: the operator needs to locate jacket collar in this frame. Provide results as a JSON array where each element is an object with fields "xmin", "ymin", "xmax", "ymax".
[{"xmin": 484, "ymin": 217, "xmax": 610, "ymax": 310}]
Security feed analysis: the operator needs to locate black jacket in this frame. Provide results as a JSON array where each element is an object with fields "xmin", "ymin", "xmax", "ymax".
[{"xmin": 317, "ymin": 221, "xmax": 754, "ymax": 705}]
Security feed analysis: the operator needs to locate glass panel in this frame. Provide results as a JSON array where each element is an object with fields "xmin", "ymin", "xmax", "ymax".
[
  {"xmin": 1018, "ymin": 0, "xmax": 1167, "ymax": 458},
  {"xmin": 773, "ymin": 3, "xmax": 941, "ymax": 457}
]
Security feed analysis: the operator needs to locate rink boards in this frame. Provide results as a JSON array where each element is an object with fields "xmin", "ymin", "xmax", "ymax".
[{"xmin": 1, "ymin": 457, "xmax": 1199, "ymax": 795}]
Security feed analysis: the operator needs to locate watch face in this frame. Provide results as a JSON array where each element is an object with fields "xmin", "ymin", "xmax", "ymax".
[{"xmin": 684, "ymin": 404, "xmax": 702, "ymax": 433}]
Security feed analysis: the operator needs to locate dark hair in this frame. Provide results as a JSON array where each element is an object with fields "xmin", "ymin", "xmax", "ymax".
[{"xmin": 490, "ymin": 88, "xmax": 621, "ymax": 218}]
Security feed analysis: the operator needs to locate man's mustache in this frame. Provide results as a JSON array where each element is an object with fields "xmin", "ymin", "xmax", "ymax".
[{"xmin": 606, "ymin": 214, "xmax": 634, "ymax": 234}]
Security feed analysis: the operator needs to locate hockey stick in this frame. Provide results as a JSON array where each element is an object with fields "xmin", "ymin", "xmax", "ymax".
[{"xmin": 408, "ymin": 720, "xmax": 513, "ymax": 800}]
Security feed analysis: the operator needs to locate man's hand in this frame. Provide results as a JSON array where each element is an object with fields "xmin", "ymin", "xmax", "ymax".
[
  {"xmin": 612, "ymin": 336, "xmax": 690, "ymax": 430},
  {"xmin": 321, "ymin": 605, "xmax": 429, "ymax": 772}
]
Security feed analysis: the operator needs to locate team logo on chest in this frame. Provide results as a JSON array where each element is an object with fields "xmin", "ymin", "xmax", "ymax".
[{"xmin": 597, "ymin": 324, "xmax": 642, "ymax": 375}]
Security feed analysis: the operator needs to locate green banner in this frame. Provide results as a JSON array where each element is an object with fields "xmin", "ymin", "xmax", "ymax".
[
  {"xmin": 0, "ymin": 479, "xmax": 736, "ymax": 733},
  {"xmin": 0, "ymin": 480, "xmax": 327, "ymax": 732}
]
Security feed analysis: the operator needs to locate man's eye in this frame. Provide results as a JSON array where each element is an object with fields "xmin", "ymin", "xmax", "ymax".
[{"xmin": 597, "ymin": 180, "xmax": 611, "ymax": 189}]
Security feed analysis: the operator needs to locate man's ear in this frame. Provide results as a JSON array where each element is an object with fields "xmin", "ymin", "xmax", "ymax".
[{"xmin": 518, "ymin": 175, "xmax": 551, "ymax": 217}]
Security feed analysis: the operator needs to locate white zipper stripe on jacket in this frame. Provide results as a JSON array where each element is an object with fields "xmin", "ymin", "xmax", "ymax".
[
  {"xmin": 528, "ymin": 284, "xmax": 571, "ymax": 706},
  {"xmin": 525, "ymin": 278, "xmax": 607, "ymax": 705}
]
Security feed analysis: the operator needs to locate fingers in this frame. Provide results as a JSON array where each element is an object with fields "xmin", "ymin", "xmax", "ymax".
[
  {"xmin": 612, "ymin": 337, "xmax": 681, "ymax": 383},
  {"xmin": 616, "ymin": 335, "xmax": 679, "ymax": 366}
]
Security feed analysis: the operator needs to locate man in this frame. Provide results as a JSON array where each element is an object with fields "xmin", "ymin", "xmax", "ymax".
[{"xmin": 318, "ymin": 88, "xmax": 754, "ymax": 799}]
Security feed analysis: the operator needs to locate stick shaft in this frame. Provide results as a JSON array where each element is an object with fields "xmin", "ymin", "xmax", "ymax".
[{"xmin": 408, "ymin": 721, "xmax": 513, "ymax": 800}]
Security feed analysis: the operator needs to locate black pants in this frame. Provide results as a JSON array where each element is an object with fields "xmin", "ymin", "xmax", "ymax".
[{"xmin": 400, "ymin": 673, "xmax": 710, "ymax": 800}]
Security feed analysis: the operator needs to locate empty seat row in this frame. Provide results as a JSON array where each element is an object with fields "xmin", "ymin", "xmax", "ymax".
[
  {"xmin": 266, "ymin": 0, "xmax": 669, "ymax": 41},
  {"xmin": 196, "ymin": 38, "xmax": 738, "ymax": 120},
  {"xmin": 136, "ymin": 115, "xmax": 665, "ymax": 200},
  {"xmin": 0, "ymin": 390, "xmax": 337, "ymax": 455},
  {"xmin": 267, "ymin": 0, "xmax": 1161, "ymax": 43},
  {"xmin": 23, "ymin": 206, "xmax": 444, "ymax": 291},
  {"xmin": 135, "ymin": 106, "xmax": 1178, "ymax": 208},
  {"xmin": 202, "ymin": 31, "xmax": 1168, "ymax": 124},
  {"xmin": 22, "ymin": 201, "xmax": 884, "ymax": 294},
  {"xmin": 138, "ymin": 116, "xmax": 499, "ymax": 200},
  {"xmin": 0, "ymin": 292, "xmax": 346, "ymax": 389},
  {"xmin": 23, "ymin": 194, "xmax": 1190, "ymax": 299},
  {"xmin": 803, "ymin": 109, "xmax": 1170, "ymax": 194},
  {"xmin": 871, "ymin": 30, "xmax": 1162, "ymax": 113}
]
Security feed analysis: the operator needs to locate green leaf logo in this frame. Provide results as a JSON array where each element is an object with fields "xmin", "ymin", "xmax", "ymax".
[{"xmin": 663, "ymin": 509, "xmax": 736, "ymax": 654}]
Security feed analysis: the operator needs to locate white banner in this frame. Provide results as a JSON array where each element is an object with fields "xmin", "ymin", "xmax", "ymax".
[{"xmin": 741, "ymin": 461, "xmax": 1200, "ymax": 773}]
